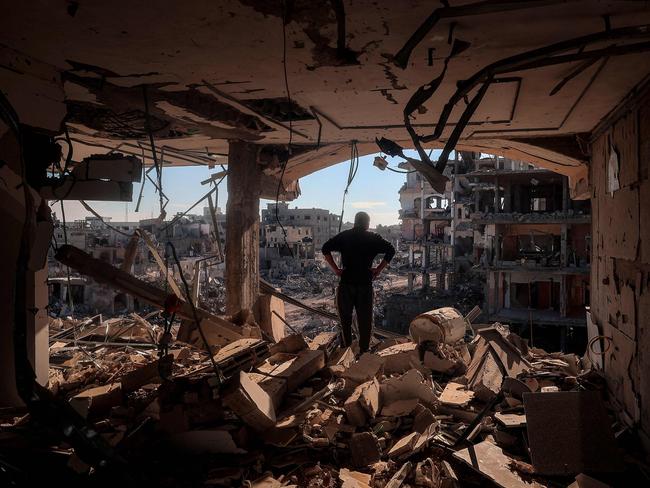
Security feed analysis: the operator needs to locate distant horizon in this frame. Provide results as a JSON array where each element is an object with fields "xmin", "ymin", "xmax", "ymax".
[{"xmin": 53, "ymin": 149, "xmax": 440, "ymax": 228}]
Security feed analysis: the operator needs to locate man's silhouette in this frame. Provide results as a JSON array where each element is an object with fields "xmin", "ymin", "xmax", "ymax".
[{"xmin": 322, "ymin": 212, "xmax": 395, "ymax": 352}]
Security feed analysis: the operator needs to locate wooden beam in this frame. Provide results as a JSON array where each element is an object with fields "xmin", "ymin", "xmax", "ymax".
[
  {"xmin": 55, "ymin": 245, "xmax": 243, "ymax": 344},
  {"xmin": 226, "ymin": 141, "xmax": 261, "ymax": 314}
]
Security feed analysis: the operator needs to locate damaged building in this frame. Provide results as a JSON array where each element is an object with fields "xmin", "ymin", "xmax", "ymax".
[{"xmin": 1, "ymin": 1, "xmax": 650, "ymax": 487}]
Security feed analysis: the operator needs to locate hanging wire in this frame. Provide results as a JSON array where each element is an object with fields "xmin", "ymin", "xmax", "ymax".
[
  {"xmin": 338, "ymin": 141, "xmax": 360, "ymax": 232},
  {"xmin": 142, "ymin": 85, "xmax": 165, "ymax": 218},
  {"xmin": 166, "ymin": 241, "xmax": 223, "ymax": 383},
  {"xmin": 274, "ymin": 0, "xmax": 295, "ymax": 257},
  {"xmin": 79, "ymin": 201, "xmax": 132, "ymax": 237},
  {"xmin": 385, "ymin": 165, "xmax": 417, "ymax": 174},
  {"xmin": 59, "ymin": 201, "xmax": 75, "ymax": 314}
]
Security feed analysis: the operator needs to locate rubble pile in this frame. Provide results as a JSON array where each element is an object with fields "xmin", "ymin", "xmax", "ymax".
[{"xmin": 1, "ymin": 308, "xmax": 641, "ymax": 487}]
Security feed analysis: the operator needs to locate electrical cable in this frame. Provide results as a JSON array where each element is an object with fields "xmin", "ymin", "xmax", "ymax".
[
  {"xmin": 142, "ymin": 85, "xmax": 165, "ymax": 218},
  {"xmin": 2, "ymin": 84, "xmax": 131, "ymax": 481},
  {"xmin": 385, "ymin": 165, "xmax": 417, "ymax": 174},
  {"xmin": 274, "ymin": 0, "xmax": 295, "ymax": 258},
  {"xmin": 59, "ymin": 201, "xmax": 75, "ymax": 314},
  {"xmin": 166, "ymin": 241, "xmax": 223, "ymax": 384},
  {"xmin": 159, "ymin": 176, "xmax": 224, "ymax": 231},
  {"xmin": 338, "ymin": 141, "xmax": 359, "ymax": 232},
  {"xmin": 79, "ymin": 200, "xmax": 133, "ymax": 237}
]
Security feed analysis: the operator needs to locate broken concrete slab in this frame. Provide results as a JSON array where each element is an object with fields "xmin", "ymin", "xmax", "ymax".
[
  {"xmin": 344, "ymin": 378, "xmax": 380, "ymax": 426},
  {"xmin": 340, "ymin": 352, "xmax": 384, "ymax": 384},
  {"xmin": 439, "ymin": 382, "xmax": 475, "ymax": 407},
  {"xmin": 339, "ymin": 468, "xmax": 372, "ymax": 488},
  {"xmin": 223, "ymin": 371, "xmax": 276, "ymax": 431},
  {"xmin": 69, "ymin": 383, "xmax": 122, "ymax": 419},
  {"xmin": 494, "ymin": 412, "xmax": 527, "ymax": 428},
  {"xmin": 388, "ymin": 431, "xmax": 419, "ymax": 458},
  {"xmin": 349, "ymin": 432, "xmax": 381, "ymax": 467},
  {"xmin": 453, "ymin": 440, "xmax": 547, "ymax": 488},
  {"xmin": 376, "ymin": 341, "xmax": 422, "ymax": 374},
  {"xmin": 269, "ymin": 334, "xmax": 307, "ymax": 355},
  {"xmin": 409, "ymin": 307, "xmax": 467, "ymax": 345},
  {"xmin": 380, "ymin": 369, "xmax": 438, "ymax": 408},
  {"xmin": 251, "ymin": 349, "xmax": 326, "ymax": 408},
  {"xmin": 568, "ymin": 474, "xmax": 613, "ymax": 488},
  {"xmin": 380, "ymin": 398, "xmax": 419, "ymax": 417},
  {"xmin": 168, "ymin": 429, "xmax": 246, "ymax": 454}
]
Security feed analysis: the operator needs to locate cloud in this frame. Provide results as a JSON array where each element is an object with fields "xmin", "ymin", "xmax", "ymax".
[{"xmin": 350, "ymin": 200, "xmax": 386, "ymax": 209}]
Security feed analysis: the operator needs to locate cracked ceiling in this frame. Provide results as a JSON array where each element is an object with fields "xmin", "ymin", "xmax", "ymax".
[{"xmin": 1, "ymin": 0, "xmax": 650, "ymax": 197}]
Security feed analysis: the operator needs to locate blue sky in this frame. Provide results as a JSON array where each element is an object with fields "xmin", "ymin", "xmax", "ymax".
[{"xmin": 59, "ymin": 149, "xmax": 441, "ymax": 227}]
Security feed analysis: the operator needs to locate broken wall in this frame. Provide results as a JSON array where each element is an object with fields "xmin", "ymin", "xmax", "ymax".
[{"xmin": 590, "ymin": 83, "xmax": 650, "ymax": 449}]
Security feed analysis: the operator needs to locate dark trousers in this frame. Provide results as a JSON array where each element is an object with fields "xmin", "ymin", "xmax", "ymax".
[{"xmin": 336, "ymin": 283, "xmax": 373, "ymax": 353}]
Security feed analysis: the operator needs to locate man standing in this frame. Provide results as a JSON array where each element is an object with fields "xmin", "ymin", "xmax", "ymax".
[{"xmin": 322, "ymin": 212, "xmax": 395, "ymax": 352}]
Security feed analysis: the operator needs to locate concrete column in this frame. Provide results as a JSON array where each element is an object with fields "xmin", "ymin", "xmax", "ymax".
[
  {"xmin": 560, "ymin": 224, "xmax": 568, "ymax": 268},
  {"xmin": 494, "ymin": 176, "xmax": 500, "ymax": 213},
  {"xmin": 422, "ymin": 220, "xmax": 431, "ymax": 289},
  {"xmin": 503, "ymin": 181, "xmax": 512, "ymax": 212},
  {"xmin": 562, "ymin": 175, "xmax": 569, "ymax": 212},
  {"xmin": 226, "ymin": 141, "xmax": 261, "ymax": 314},
  {"xmin": 560, "ymin": 275, "xmax": 569, "ymax": 317}
]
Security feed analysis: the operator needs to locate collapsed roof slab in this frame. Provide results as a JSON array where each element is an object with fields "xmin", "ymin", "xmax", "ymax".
[{"xmin": 1, "ymin": 0, "xmax": 650, "ymax": 198}]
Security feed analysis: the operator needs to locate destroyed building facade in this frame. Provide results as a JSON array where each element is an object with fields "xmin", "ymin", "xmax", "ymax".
[
  {"xmin": 467, "ymin": 156, "xmax": 592, "ymax": 348},
  {"xmin": 2, "ymin": 1, "xmax": 650, "ymax": 486},
  {"xmin": 395, "ymin": 152, "xmax": 592, "ymax": 351},
  {"xmin": 398, "ymin": 161, "xmax": 454, "ymax": 292},
  {"xmin": 262, "ymin": 202, "xmax": 341, "ymax": 249}
]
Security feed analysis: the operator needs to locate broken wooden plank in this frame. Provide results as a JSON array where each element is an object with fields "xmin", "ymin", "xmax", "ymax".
[{"xmin": 55, "ymin": 244, "xmax": 243, "ymax": 345}]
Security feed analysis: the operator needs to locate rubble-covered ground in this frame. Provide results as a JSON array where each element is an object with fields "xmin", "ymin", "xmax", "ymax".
[
  {"xmin": 263, "ymin": 266, "xmax": 411, "ymax": 339},
  {"xmin": 1, "ymin": 305, "xmax": 647, "ymax": 488}
]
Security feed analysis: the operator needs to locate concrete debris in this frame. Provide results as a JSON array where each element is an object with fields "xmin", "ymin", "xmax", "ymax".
[{"xmin": 3, "ymin": 306, "xmax": 638, "ymax": 487}]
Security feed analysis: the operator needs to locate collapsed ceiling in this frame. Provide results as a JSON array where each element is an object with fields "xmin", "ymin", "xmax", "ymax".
[{"xmin": 2, "ymin": 0, "xmax": 650, "ymax": 197}]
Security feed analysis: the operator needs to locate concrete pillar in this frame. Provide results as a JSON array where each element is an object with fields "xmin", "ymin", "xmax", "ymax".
[
  {"xmin": 225, "ymin": 141, "xmax": 262, "ymax": 314},
  {"xmin": 503, "ymin": 181, "xmax": 512, "ymax": 212},
  {"xmin": 422, "ymin": 220, "xmax": 431, "ymax": 289},
  {"xmin": 560, "ymin": 224, "xmax": 568, "ymax": 268},
  {"xmin": 494, "ymin": 176, "xmax": 500, "ymax": 213},
  {"xmin": 560, "ymin": 275, "xmax": 569, "ymax": 317},
  {"xmin": 562, "ymin": 175, "xmax": 569, "ymax": 212}
]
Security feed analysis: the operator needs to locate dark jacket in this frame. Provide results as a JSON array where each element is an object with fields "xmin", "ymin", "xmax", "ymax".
[{"xmin": 322, "ymin": 227, "xmax": 396, "ymax": 284}]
